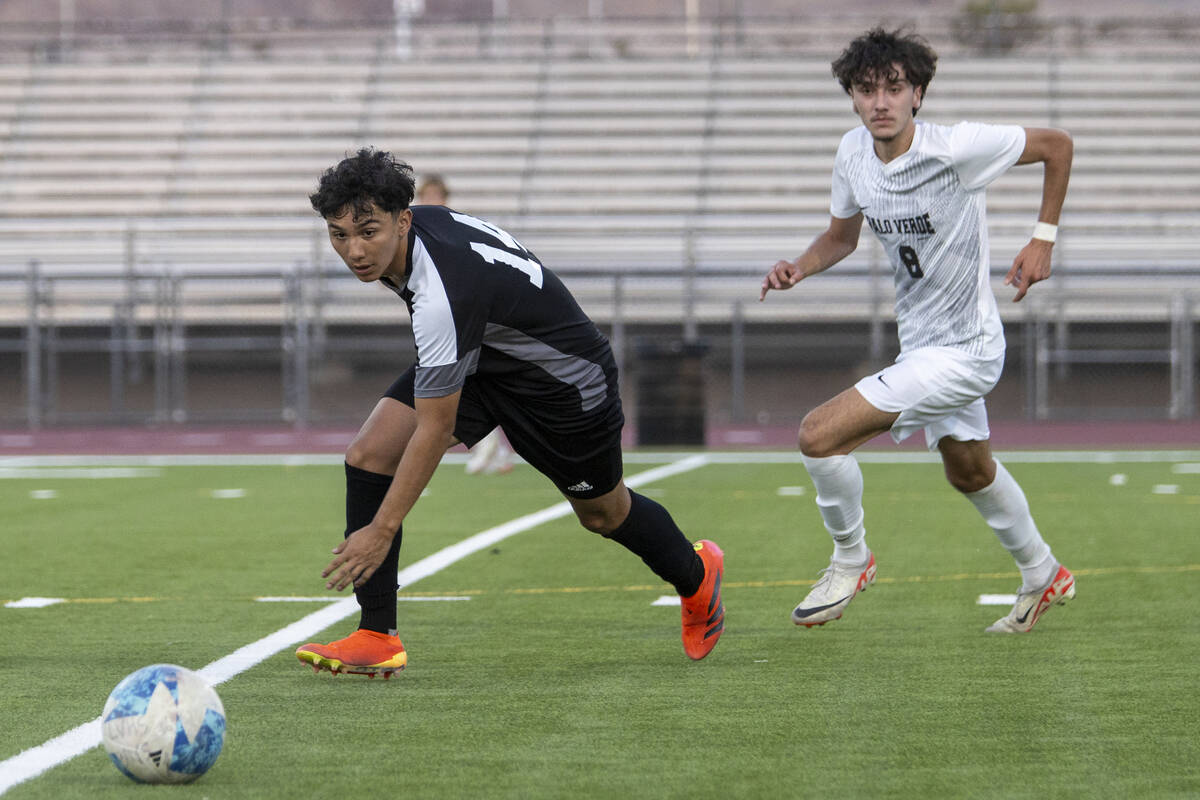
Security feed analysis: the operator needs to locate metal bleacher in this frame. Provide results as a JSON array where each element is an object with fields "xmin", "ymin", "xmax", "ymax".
[{"xmin": 0, "ymin": 14, "xmax": 1197, "ymax": 424}]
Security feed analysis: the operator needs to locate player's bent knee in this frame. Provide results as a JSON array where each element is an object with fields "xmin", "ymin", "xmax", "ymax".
[
  {"xmin": 797, "ymin": 422, "xmax": 836, "ymax": 459},
  {"xmin": 345, "ymin": 440, "xmax": 402, "ymax": 476},
  {"xmin": 944, "ymin": 466, "xmax": 992, "ymax": 494},
  {"xmin": 940, "ymin": 445, "xmax": 996, "ymax": 494},
  {"xmin": 575, "ymin": 509, "xmax": 618, "ymax": 535}
]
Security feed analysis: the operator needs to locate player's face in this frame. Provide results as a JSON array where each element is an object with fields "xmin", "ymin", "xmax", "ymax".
[
  {"xmin": 850, "ymin": 65, "xmax": 923, "ymax": 144},
  {"xmin": 325, "ymin": 204, "xmax": 412, "ymax": 283}
]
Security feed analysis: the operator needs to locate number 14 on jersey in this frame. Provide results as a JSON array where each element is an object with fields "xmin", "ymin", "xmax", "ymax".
[{"xmin": 451, "ymin": 211, "xmax": 544, "ymax": 288}]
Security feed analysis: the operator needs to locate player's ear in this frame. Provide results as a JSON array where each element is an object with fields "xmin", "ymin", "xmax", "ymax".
[
  {"xmin": 912, "ymin": 85, "xmax": 924, "ymax": 114},
  {"xmin": 395, "ymin": 208, "xmax": 412, "ymax": 234}
]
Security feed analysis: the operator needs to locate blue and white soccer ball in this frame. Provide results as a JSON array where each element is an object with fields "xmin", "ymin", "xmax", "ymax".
[{"xmin": 101, "ymin": 664, "xmax": 226, "ymax": 784}]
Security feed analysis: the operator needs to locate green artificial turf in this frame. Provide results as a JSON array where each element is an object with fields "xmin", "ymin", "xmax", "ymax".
[{"xmin": 2, "ymin": 454, "xmax": 1197, "ymax": 798}]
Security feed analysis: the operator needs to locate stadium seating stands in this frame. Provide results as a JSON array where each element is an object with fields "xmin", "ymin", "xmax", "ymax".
[
  {"xmin": 0, "ymin": 16, "xmax": 1196, "ymax": 422},
  {"xmin": 2, "ymin": 36, "xmax": 1196, "ymax": 298}
]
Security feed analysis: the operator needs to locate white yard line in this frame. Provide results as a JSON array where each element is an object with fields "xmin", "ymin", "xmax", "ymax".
[
  {"xmin": 0, "ymin": 454, "xmax": 709, "ymax": 795},
  {"xmin": 0, "ymin": 467, "xmax": 162, "ymax": 479}
]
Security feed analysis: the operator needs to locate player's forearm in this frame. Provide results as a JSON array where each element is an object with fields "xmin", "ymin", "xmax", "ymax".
[
  {"xmin": 1026, "ymin": 128, "xmax": 1073, "ymax": 225},
  {"xmin": 371, "ymin": 421, "xmax": 454, "ymax": 533},
  {"xmin": 799, "ymin": 229, "xmax": 857, "ymax": 278}
]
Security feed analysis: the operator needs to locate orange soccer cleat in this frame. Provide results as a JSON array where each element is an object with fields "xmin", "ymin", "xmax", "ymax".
[
  {"xmin": 680, "ymin": 540, "xmax": 725, "ymax": 660},
  {"xmin": 295, "ymin": 629, "xmax": 408, "ymax": 679}
]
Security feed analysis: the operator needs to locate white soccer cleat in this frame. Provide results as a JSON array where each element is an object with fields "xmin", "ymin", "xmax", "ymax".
[
  {"xmin": 465, "ymin": 430, "xmax": 514, "ymax": 475},
  {"xmin": 791, "ymin": 551, "xmax": 876, "ymax": 627},
  {"xmin": 986, "ymin": 564, "xmax": 1076, "ymax": 633}
]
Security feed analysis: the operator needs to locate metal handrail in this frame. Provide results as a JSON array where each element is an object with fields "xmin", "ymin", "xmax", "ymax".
[{"xmin": 2, "ymin": 260, "xmax": 1196, "ymax": 427}]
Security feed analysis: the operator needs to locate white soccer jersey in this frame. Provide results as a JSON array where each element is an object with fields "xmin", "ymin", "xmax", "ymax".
[{"xmin": 831, "ymin": 120, "xmax": 1026, "ymax": 357}]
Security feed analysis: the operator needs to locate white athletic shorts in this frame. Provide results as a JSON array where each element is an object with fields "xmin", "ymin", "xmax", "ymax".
[{"xmin": 854, "ymin": 346, "xmax": 1005, "ymax": 451}]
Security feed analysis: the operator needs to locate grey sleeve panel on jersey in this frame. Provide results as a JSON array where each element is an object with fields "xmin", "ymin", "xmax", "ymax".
[
  {"xmin": 414, "ymin": 348, "xmax": 479, "ymax": 398},
  {"xmin": 483, "ymin": 323, "xmax": 608, "ymax": 412}
]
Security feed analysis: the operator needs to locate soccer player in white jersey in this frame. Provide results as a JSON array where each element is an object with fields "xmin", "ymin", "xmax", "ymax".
[{"xmin": 759, "ymin": 27, "xmax": 1076, "ymax": 633}]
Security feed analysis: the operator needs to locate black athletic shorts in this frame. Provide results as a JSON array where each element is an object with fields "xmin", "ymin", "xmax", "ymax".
[{"xmin": 383, "ymin": 366, "xmax": 625, "ymax": 500}]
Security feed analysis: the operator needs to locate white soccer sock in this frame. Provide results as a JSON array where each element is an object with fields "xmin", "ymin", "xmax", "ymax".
[
  {"xmin": 964, "ymin": 460, "xmax": 1055, "ymax": 591},
  {"xmin": 801, "ymin": 453, "xmax": 869, "ymax": 565}
]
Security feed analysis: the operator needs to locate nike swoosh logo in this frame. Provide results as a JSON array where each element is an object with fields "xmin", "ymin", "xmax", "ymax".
[
  {"xmin": 877, "ymin": 375, "xmax": 889, "ymax": 387},
  {"xmin": 1015, "ymin": 606, "xmax": 1033, "ymax": 624},
  {"xmin": 794, "ymin": 596, "xmax": 851, "ymax": 618}
]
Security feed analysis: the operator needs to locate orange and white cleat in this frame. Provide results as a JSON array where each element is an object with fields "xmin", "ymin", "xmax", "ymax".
[
  {"xmin": 986, "ymin": 564, "xmax": 1076, "ymax": 633},
  {"xmin": 296, "ymin": 629, "xmax": 407, "ymax": 678},
  {"xmin": 680, "ymin": 540, "xmax": 725, "ymax": 660},
  {"xmin": 791, "ymin": 552, "xmax": 876, "ymax": 628}
]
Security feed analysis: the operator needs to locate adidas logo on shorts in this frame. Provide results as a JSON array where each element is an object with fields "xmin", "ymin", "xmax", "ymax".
[{"xmin": 566, "ymin": 480, "xmax": 594, "ymax": 492}]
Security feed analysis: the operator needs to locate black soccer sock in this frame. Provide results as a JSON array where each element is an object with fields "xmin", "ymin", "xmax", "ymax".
[
  {"xmin": 344, "ymin": 462, "xmax": 402, "ymax": 634},
  {"xmin": 603, "ymin": 491, "xmax": 705, "ymax": 597}
]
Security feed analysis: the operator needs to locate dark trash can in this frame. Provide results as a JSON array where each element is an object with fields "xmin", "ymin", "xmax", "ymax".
[{"xmin": 634, "ymin": 338, "xmax": 708, "ymax": 446}]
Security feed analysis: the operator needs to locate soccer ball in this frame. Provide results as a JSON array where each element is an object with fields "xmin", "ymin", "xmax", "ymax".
[{"xmin": 101, "ymin": 664, "xmax": 226, "ymax": 784}]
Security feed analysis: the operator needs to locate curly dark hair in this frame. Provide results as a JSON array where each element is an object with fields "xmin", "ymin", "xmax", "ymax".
[
  {"xmin": 831, "ymin": 27, "xmax": 938, "ymax": 106},
  {"xmin": 309, "ymin": 147, "xmax": 415, "ymax": 220}
]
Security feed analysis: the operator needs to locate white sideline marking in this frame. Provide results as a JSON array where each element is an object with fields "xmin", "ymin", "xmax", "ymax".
[
  {"xmin": 210, "ymin": 488, "xmax": 246, "ymax": 499},
  {"xmin": 30, "ymin": 490, "xmax": 58, "ymax": 499},
  {"xmin": 0, "ymin": 454, "xmax": 709, "ymax": 795},
  {"xmin": 776, "ymin": 486, "xmax": 806, "ymax": 496},
  {"xmin": 1152, "ymin": 484, "xmax": 1180, "ymax": 495},
  {"xmin": 1109, "ymin": 474, "xmax": 1127, "ymax": 486},
  {"xmin": 0, "ymin": 467, "xmax": 160, "ymax": 479},
  {"xmin": 652, "ymin": 595, "xmax": 681, "ymax": 607},
  {"xmin": 4, "ymin": 598, "xmax": 65, "ymax": 609},
  {"xmin": 977, "ymin": 594, "xmax": 1019, "ymax": 606},
  {"xmin": 1172, "ymin": 463, "xmax": 1200, "ymax": 473}
]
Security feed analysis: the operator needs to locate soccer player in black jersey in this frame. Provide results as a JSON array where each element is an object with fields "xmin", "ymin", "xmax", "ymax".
[{"xmin": 295, "ymin": 149, "xmax": 724, "ymax": 675}]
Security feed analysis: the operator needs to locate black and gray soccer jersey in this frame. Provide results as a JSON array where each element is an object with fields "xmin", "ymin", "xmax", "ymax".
[
  {"xmin": 381, "ymin": 206, "xmax": 621, "ymax": 436},
  {"xmin": 831, "ymin": 120, "xmax": 1025, "ymax": 358}
]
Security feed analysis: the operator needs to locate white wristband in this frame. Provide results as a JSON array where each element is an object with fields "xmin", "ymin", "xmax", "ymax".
[{"xmin": 1032, "ymin": 222, "xmax": 1058, "ymax": 243}]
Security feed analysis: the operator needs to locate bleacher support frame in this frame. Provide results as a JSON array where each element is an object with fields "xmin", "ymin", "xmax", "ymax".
[{"xmin": 3, "ymin": 259, "xmax": 1196, "ymax": 428}]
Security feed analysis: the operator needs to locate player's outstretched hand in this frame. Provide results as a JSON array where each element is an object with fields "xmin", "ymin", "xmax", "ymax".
[
  {"xmin": 323, "ymin": 523, "xmax": 394, "ymax": 591},
  {"xmin": 760, "ymin": 259, "xmax": 803, "ymax": 301},
  {"xmin": 1005, "ymin": 240, "xmax": 1054, "ymax": 302}
]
